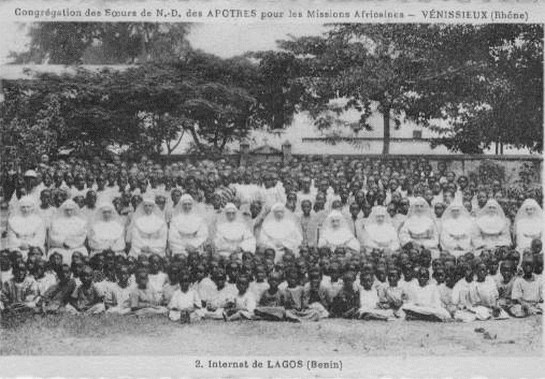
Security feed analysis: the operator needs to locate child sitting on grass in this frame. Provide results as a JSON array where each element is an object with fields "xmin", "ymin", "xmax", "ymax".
[
  {"xmin": 204, "ymin": 269, "xmax": 237, "ymax": 320},
  {"xmin": 105, "ymin": 265, "xmax": 134, "ymax": 315},
  {"xmin": 357, "ymin": 272, "xmax": 393, "ymax": 321},
  {"xmin": 403, "ymin": 267, "xmax": 451, "ymax": 322},
  {"xmin": 302, "ymin": 269, "xmax": 331, "ymax": 320},
  {"xmin": 473, "ymin": 261, "xmax": 509, "ymax": 320},
  {"xmin": 167, "ymin": 271, "xmax": 204, "ymax": 322},
  {"xmin": 129, "ymin": 268, "xmax": 167, "ymax": 316},
  {"xmin": 254, "ymin": 271, "xmax": 300, "ymax": 322},
  {"xmin": 1, "ymin": 261, "xmax": 39, "ymax": 314},
  {"xmin": 192, "ymin": 263, "xmax": 216, "ymax": 307},
  {"xmin": 224, "ymin": 275, "xmax": 256, "ymax": 321},
  {"xmin": 378, "ymin": 268, "xmax": 404, "ymax": 319},
  {"xmin": 68, "ymin": 265, "xmax": 105, "ymax": 315},
  {"xmin": 33, "ymin": 259, "xmax": 57, "ymax": 302},
  {"xmin": 330, "ymin": 271, "xmax": 359, "ymax": 319},
  {"xmin": 497, "ymin": 259, "xmax": 515, "ymax": 309},
  {"xmin": 39, "ymin": 264, "xmax": 76, "ymax": 314},
  {"xmin": 161, "ymin": 264, "xmax": 181, "ymax": 305},
  {"xmin": 509, "ymin": 254, "xmax": 543, "ymax": 317},
  {"xmin": 249, "ymin": 264, "xmax": 269, "ymax": 302}
]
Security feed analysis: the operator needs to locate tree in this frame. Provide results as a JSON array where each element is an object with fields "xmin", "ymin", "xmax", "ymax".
[
  {"xmin": 9, "ymin": 23, "xmax": 191, "ymax": 64},
  {"xmin": 2, "ymin": 52, "xmax": 261, "ymax": 161},
  {"xmin": 431, "ymin": 24, "xmax": 543, "ymax": 153},
  {"xmin": 267, "ymin": 24, "xmax": 542, "ymax": 154}
]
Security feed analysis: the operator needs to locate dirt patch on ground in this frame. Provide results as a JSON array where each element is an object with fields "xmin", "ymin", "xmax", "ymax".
[{"xmin": 0, "ymin": 314, "xmax": 541, "ymax": 356}]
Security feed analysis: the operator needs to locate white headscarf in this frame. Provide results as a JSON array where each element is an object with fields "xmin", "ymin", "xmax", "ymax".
[
  {"xmin": 475, "ymin": 199, "xmax": 508, "ymax": 234},
  {"xmin": 171, "ymin": 194, "xmax": 206, "ymax": 235},
  {"xmin": 261, "ymin": 202, "xmax": 301, "ymax": 240},
  {"xmin": 515, "ymin": 198, "xmax": 543, "ymax": 238},
  {"xmin": 216, "ymin": 202, "xmax": 253, "ymax": 241},
  {"xmin": 54, "ymin": 199, "xmax": 83, "ymax": 220},
  {"xmin": 132, "ymin": 195, "xmax": 166, "ymax": 235},
  {"xmin": 442, "ymin": 200, "xmax": 473, "ymax": 236},
  {"xmin": 50, "ymin": 199, "xmax": 87, "ymax": 241},
  {"xmin": 90, "ymin": 202, "xmax": 124, "ymax": 240},
  {"xmin": 321, "ymin": 210, "xmax": 356, "ymax": 246},
  {"xmin": 404, "ymin": 197, "xmax": 435, "ymax": 234},
  {"xmin": 365, "ymin": 206, "xmax": 398, "ymax": 245},
  {"xmin": 8, "ymin": 196, "xmax": 43, "ymax": 235}
]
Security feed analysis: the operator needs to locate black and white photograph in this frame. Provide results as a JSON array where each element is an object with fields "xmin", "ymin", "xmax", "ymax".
[{"xmin": 0, "ymin": 11, "xmax": 543, "ymax": 370}]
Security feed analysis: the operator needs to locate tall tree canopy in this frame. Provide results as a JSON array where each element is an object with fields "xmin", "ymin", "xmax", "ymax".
[
  {"xmin": 267, "ymin": 24, "xmax": 543, "ymax": 154},
  {"xmin": 9, "ymin": 23, "xmax": 191, "ymax": 64},
  {"xmin": 2, "ymin": 51, "xmax": 261, "ymax": 165}
]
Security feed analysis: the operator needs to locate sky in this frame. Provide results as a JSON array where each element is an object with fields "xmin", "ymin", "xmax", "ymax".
[{"xmin": 0, "ymin": 22, "xmax": 326, "ymax": 64}]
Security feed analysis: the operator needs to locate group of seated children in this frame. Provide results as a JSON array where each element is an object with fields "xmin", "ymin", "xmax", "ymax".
[{"xmin": 1, "ymin": 240, "xmax": 542, "ymax": 323}]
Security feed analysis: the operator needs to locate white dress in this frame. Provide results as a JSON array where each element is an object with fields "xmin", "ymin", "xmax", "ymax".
[
  {"xmin": 214, "ymin": 221, "xmax": 256, "ymax": 257},
  {"xmin": 49, "ymin": 216, "xmax": 88, "ymax": 261},
  {"xmin": 129, "ymin": 214, "xmax": 168, "ymax": 257},
  {"xmin": 7, "ymin": 213, "xmax": 46, "ymax": 256},
  {"xmin": 168, "ymin": 213, "xmax": 208, "ymax": 256},
  {"xmin": 88, "ymin": 220, "xmax": 126, "ymax": 255}
]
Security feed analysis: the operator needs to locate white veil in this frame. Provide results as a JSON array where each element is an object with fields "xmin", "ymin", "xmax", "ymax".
[
  {"xmin": 320, "ymin": 209, "xmax": 357, "ymax": 246},
  {"xmin": 514, "ymin": 198, "xmax": 544, "ymax": 237},
  {"xmin": 53, "ymin": 199, "xmax": 85, "ymax": 221},
  {"xmin": 8, "ymin": 196, "xmax": 43, "ymax": 234},
  {"xmin": 441, "ymin": 200, "xmax": 473, "ymax": 235},
  {"xmin": 130, "ymin": 194, "xmax": 166, "ymax": 234},
  {"xmin": 404, "ymin": 196, "xmax": 435, "ymax": 234},
  {"xmin": 90, "ymin": 201, "xmax": 125, "ymax": 239},
  {"xmin": 261, "ymin": 202, "xmax": 302, "ymax": 240},
  {"xmin": 170, "ymin": 194, "xmax": 207, "ymax": 234},
  {"xmin": 367, "ymin": 205, "xmax": 394, "ymax": 226},
  {"xmin": 475, "ymin": 199, "xmax": 508, "ymax": 234}
]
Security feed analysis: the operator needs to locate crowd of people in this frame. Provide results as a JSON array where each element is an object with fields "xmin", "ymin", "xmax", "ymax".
[{"xmin": 0, "ymin": 154, "xmax": 543, "ymax": 323}]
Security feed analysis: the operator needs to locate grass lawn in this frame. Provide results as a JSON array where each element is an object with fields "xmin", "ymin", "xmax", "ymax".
[{"xmin": 0, "ymin": 313, "xmax": 541, "ymax": 356}]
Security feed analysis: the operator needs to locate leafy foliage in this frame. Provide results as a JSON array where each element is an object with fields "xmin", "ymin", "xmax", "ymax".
[
  {"xmin": 263, "ymin": 24, "xmax": 542, "ymax": 154},
  {"xmin": 2, "ymin": 51, "xmax": 260, "ymax": 164},
  {"xmin": 9, "ymin": 23, "xmax": 191, "ymax": 64}
]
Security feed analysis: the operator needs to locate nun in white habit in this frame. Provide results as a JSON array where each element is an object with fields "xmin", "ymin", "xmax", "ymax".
[
  {"xmin": 399, "ymin": 197, "xmax": 439, "ymax": 256},
  {"xmin": 49, "ymin": 199, "xmax": 88, "ymax": 262},
  {"xmin": 440, "ymin": 200, "xmax": 474, "ymax": 257},
  {"xmin": 168, "ymin": 194, "xmax": 208, "ymax": 257},
  {"xmin": 129, "ymin": 195, "xmax": 168, "ymax": 257},
  {"xmin": 472, "ymin": 199, "xmax": 512, "ymax": 251},
  {"xmin": 259, "ymin": 203, "xmax": 303, "ymax": 262},
  {"xmin": 318, "ymin": 210, "xmax": 360, "ymax": 252},
  {"xmin": 213, "ymin": 202, "xmax": 256, "ymax": 258},
  {"xmin": 88, "ymin": 202, "xmax": 126, "ymax": 256},
  {"xmin": 362, "ymin": 206, "xmax": 400, "ymax": 253},
  {"xmin": 514, "ymin": 198, "xmax": 544, "ymax": 252},
  {"xmin": 6, "ymin": 196, "xmax": 46, "ymax": 258}
]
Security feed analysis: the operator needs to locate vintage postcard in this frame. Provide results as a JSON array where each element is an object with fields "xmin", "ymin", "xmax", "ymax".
[{"xmin": 0, "ymin": 0, "xmax": 544, "ymax": 377}]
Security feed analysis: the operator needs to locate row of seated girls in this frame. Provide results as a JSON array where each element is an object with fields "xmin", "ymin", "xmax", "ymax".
[{"xmin": 1, "ymin": 237, "xmax": 542, "ymax": 322}]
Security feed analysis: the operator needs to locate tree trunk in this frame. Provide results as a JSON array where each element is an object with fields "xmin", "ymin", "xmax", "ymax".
[{"xmin": 382, "ymin": 108, "xmax": 390, "ymax": 155}]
